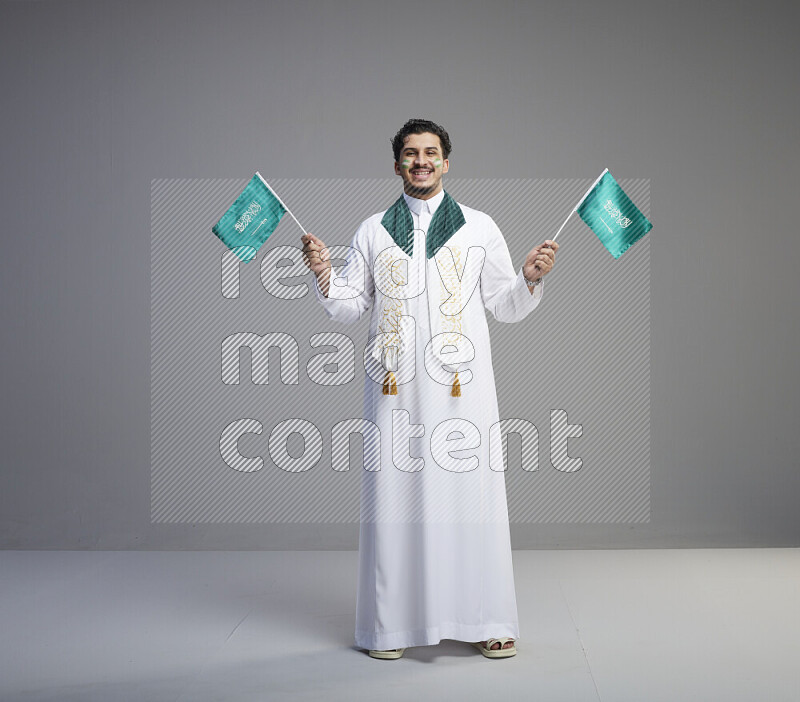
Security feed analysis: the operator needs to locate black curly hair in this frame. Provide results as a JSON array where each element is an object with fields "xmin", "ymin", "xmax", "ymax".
[{"xmin": 391, "ymin": 119, "xmax": 452, "ymax": 162}]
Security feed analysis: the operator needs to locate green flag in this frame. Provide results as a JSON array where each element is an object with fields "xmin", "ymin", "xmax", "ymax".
[
  {"xmin": 212, "ymin": 172, "xmax": 291, "ymax": 263},
  {"xmin": 575, "ymin": 168, "xmax": 652, "ymax": 259}
]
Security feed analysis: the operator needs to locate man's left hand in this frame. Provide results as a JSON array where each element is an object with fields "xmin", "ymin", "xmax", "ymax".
[{"xmin": 523, "ymin": 239, "xmax": 559, "ymax": 282}]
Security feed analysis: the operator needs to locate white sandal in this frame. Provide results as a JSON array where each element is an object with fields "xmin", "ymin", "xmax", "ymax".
[
  {"xmin": 368, "ymin": 648, "xmax": 406, "ymax": 659},
  {"xmin": 471, "ymin": 637, "xmax": 517, "ymax": 658}
]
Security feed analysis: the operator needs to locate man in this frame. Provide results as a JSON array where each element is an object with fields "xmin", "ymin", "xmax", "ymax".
[{"xmin": 301, "ymin": 119, "xmax": 558, "ymax": 659}]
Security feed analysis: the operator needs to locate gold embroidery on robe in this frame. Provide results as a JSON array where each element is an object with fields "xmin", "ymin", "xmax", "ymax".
[
  {"xmin": 436, "ymin": 246, "xmax": 464, "ymax": 396},
  {"xmin": 375, "ymin": 250, "xmax": 407, "ymax": 393}
]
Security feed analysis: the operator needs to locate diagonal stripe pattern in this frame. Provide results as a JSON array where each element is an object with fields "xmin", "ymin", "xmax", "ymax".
[{"xmin": 151, "ymin": 178, "xmax": 650, "ymax": 523}]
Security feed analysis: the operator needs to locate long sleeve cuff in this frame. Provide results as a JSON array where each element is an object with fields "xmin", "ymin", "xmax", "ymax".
[
  {"xmin": 312, "ymin": 271, "xmax": 339, "ymax": 316},
  {"xmin": 514, "ymin": 267, "xmax": 544, "ymax": 308},
  {"xmin": 488, "ymin": 267, "xmax": 543, "ymax": 323},
  {"xmin": 312, "ymin": 268, "xmax": 367, "ymax": 324}
]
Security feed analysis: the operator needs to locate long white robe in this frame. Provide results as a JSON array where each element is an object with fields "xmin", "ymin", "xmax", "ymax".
[{"xmin": 313, "ymin": 190, "xmax": 544, "ymax": 650}]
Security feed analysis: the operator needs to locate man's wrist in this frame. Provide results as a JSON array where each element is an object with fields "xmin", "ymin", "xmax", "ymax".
[
  {"xmin": 316, "ymin": 268, "xmax": 331, "ymax": 297},
  {"xmin": 522, "ymin": 268, "xmax": 542, "ymax": 288}
]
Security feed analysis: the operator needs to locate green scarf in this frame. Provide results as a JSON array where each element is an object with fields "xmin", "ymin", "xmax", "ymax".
[{"xmin": 380, "ymin": 191, "xmax": 467, "ymax": 259}]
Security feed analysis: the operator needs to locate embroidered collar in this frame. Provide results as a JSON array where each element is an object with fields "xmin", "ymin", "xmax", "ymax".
[{"xmin": 380, "ymin": 190, "xmax": 466, "ymax": 258}]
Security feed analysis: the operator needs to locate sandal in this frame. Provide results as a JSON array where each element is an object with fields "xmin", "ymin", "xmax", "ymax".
[
  {"xmin": 368, "ymin": 648, "xmax": 406, "ymax": 659},
  {"xmin": 471, "ymin": 637, "xmax": 517, "ymax": 658}
]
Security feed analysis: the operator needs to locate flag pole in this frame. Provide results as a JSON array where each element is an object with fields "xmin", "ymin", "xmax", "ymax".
[
  {"xmin": 255, "ymin": 171, "xmax": 308, "ymax": 236},
  {"xmin": 551, "ymin": 209, "xmax": 574, "ymax": 243},
  {"xmin": 552, "ymin": 167, "xmax": 609, "ymax": 243}
]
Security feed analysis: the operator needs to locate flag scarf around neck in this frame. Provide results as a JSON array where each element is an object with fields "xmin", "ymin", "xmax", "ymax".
[
  {"xmin": 380, "ymin": 191, "xmax": 467, "ymax": 259},
  {"xmin": 373, "ymin": 192, "xmax": 481, "ymax": 395},
  {"xmin": 576, "ymin": 170, "xmax": 652, "ymax": 259},
  {"xmin": 211, "ymin": 172, "xmax": 287, "ymax": 263}
]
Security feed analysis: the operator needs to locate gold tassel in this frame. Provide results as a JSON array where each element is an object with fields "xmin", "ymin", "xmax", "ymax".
[
  {"xmin": 383, "ymin": 370, "xmax": 398, "ymax": 395},
  {"xmin": 451, "ymin": 371, "xmax": 461, "ymax": 397}
]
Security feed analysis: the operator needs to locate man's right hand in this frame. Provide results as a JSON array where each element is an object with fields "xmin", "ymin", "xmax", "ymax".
[{"xmin": 301, "ymin": 232, "xmax": 331, "ymax": 296}]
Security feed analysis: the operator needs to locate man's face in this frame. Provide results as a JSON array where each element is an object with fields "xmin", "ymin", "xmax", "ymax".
[{"xmin": 394, "ymin": 132, "xmax": 449, "ymax": 199}]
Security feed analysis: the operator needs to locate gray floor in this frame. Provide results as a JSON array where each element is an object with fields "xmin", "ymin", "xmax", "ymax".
[{"xmin": 1, "ymin": 548, "xmax": 798, "ymax": 701}]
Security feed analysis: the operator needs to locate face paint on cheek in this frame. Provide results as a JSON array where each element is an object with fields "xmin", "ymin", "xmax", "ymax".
[
  {"xmin": 401, "ymin": 159, "xmax": 411, "ymax": 169},
  {"xmin": 433, "ymin": 158, "xmax": 442, "ymax": 167}
]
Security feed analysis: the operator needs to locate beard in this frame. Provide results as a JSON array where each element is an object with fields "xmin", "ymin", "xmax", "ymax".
[{"xmin": 404, "ymin": 177, "xmax": 440, "ymax": 197}]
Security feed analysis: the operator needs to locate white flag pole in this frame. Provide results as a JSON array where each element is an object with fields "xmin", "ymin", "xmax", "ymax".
[
  {"xmin": 255, "ymin": 171, "xmax": 308, "ymax": 236},
  {"xmin": 551, "ymin": 209, "xmax": 575, "ymax": 243},
  {"xmin": 552, "ymin": 167, "xmax": 609, "ymax": 243}
]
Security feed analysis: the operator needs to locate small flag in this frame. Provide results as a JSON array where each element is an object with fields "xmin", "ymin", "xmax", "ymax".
[
  {"xmin": 212, "ymin": 172, "xmax": 296, "ymax": 263},
  {"xmin": 575, "ymin": 168, "xmax": 652, "ymax": 259}
]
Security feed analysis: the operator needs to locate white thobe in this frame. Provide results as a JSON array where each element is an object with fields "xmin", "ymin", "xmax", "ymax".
[{"xmin": 314, "ymin": 189, "xmax": 544, "ymax": 650}]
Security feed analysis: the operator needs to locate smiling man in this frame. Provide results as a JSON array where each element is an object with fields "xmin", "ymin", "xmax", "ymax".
[
  {"xmin": 301, "ymin": 119, "xmax": 558, "ymax": 660},
  {"xmin": 395, "ymin": 130, "xmax": 449, "ymax": 198}
]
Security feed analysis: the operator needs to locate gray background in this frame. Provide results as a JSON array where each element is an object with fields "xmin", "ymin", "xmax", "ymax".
[
  {"xmin": 150, "ymin": 177, "xmax": 650, "ymax": 525},
  {"xmin": 1, "ymin": 0, "xmax": 797, "ymax": 549}
]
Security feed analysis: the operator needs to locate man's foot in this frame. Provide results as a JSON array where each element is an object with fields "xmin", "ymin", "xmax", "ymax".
[
  {"xmin": 478, "ymin": 639, "xmax": 515, "ymax": 650},
  {"xmin": 368, "ymin": 648, "xmax": 406, "ymax": 659},
  {"xmin": 471, "ymin": 637, "xmax": 517, "ymax": 658}
]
